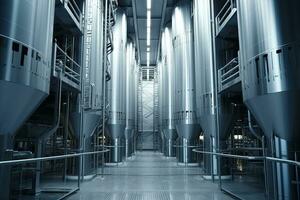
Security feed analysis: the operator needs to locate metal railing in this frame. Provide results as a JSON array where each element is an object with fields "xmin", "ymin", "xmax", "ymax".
[
  {"xmin": 193, "ymin": 148, "xmax": 300, "ymax": 200},
  {"xmin": 61, "ymin": 0, "xmax": 82, "ymax": 28},
  {"xmin": 53, "ymin": 42, "xmax": 81, "ymax": 87},
  {"xmin": 2, "ymin": 149, "xmax": 109, "ymax": 200},
  {"xmin": 218, "ymin": 57, "xmax": 240, "ymax": 92},
  {"xmin": 215, "ymin": 0, "xmax": 237, "ymax": 34}
]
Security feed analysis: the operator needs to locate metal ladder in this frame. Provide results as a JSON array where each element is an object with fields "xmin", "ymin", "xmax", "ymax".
[
  {"xmin": 153, "ymin": 68, "xmax": 160, "ymax": 151},
  {"xmin": 137, "ymin": 69, "xmax": 144, "ymax": 150},
  {"xmin": 83, "ymin": 0, "xmax": 94, "ymax": 109}
]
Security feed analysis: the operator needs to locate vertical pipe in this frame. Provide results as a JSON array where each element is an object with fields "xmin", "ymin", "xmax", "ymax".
[
  {"xmin": 101, "ymin": 0, "xmax": 109, "ymax": 177},
  {"xmin": 64, "ymin": 92, "xmax": 70, "ymax": 182}
]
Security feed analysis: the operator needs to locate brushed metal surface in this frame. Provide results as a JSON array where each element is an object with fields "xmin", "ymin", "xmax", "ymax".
[
  {"xmin": 237, "ymin": 0, "xmax": 300, "ymax": 199},
  {"xmin": 0, "ymin": 0, "xmax": 55, "ymax": 136},
  {"xmin": 83, "ymin": 0, "xmax": 104, "ymax": 109},
  {"xmin": 161, "ymin": 24, "xmax": 177, "ymax": 156},
  {"xmin": 107, "ymin": 10, "xmax": 127, "ymax": 136},
  {"xmin": 172, "ymin": 0, "xmax": 200, "ymax": 163}
]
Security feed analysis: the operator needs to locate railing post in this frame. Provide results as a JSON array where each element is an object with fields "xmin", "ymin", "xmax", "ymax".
[{"xmin": 53, "ymin": 41, "xmax": 57, "ymax": 76}]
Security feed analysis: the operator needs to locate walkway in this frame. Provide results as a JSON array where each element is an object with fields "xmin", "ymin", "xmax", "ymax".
[{"xmin": 68, "ymin": 151, "xmax": 233, "ymax": 200}]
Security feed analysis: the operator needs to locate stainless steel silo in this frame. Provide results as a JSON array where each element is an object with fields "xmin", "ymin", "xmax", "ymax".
[
  {"xmin": 125, "ymin": 41, "xmax": 135, "ymax": 158},
  {"xmin": 238, "ymin": 0, "xmax": 300, "ymax": 199},
  {"xmin": 0, "ymin": 0, "xmax": 55, "ymax": 198},
  {"xmin": 172, "ymin": 0, "xmax": 200, "ymax": 164},
  {"xmin": 70, "ymin": 0, "xmax": 104, "ymax": 174},
  {"xmin": 86, "ymin": 0, "xmax": 104, "ymax": 110},
  {"xmin": 161, "ymin": 25, "xmax": 177, "ymax": 157},
  {"xmin": 193, "ymin": 0, "xmax": 235, "ymax": 175},
  {"xmin": 107, "ymin": 9, "xmax": 127, "ymax": 163}
]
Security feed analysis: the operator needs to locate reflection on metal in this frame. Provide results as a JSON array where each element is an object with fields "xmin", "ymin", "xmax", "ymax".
[
  {"xmin": 107, "ymin": 9, "xmax": 127, "ymax": 163},
  {"xmin": 172, "ymin": 0, "xmax": 200, "ymax": 163},
  {"xmin": 161, "ymin": 24, "xmax": 177, "ymax": 157},
  {"xmin": 125, "ymin": 41, "xmax": 136, "ymax": 158},
  {"xmin": 194, "ymin": 0, "xmax": 217, "ymax": 173},
  {"xmin": 238, "ymin": 0, "xmax": 300, "ymax": 199}
]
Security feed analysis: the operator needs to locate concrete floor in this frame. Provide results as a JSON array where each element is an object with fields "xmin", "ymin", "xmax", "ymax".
[{"xmin": 67, "ymin": 151, "xmax": 233, "ymax": 200}]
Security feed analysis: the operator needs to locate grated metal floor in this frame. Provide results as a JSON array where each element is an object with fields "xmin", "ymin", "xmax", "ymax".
[{"xmin": 68, "ymin": 151, "xmax": 233, "ymax": 200}]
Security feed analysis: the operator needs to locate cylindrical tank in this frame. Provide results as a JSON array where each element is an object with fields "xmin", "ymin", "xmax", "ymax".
[
  {"xmin": 193, "ymin": 0, "xmax": 235, "ymax": 176},
  {"xmin": 193, "ymin": 0, "xmax": 217, "ymax": 174},
  {"xmin": 172, "ymin": 0, "xmax": 200, "ymax": 164},
  {"xmin": 84, "ymin": 0, "xmax": 104, "ymax": 110},
  {"xmin": 161, "ymin": 24, "xmax": 177, "ymax": 157},
  {"xmin": 125, "ymin": 41, "xmax": 135, "ymax": 158},
  {"xmin": 107, "ymin": 9, "xmax": 127, "ymax": 163},
  {"xmin": 70, "ymin": 0, "xmax": 104, "ymax": 175},
  {"xmin": 238, "ymin": 0, "xmax": 300, "ymax": 199},
  {"xmin": 0, "ymin": 0, "xmax": 55, "ymax": 199}
]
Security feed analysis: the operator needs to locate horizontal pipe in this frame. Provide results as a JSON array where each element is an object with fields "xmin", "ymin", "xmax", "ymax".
[
  {"xmin": 0, "ymin": 149, "xmax": 109, "ymax": 166},
  {"xmin": 193, "ymin": 149, "xmax": 300, "ymax": 167},
  {"xmin": 193, "ymin": 149, "xmax": 264, "ymax": 160},
  {"xmin": 173, "ymin": 145, "xmax": 204, "ymax": 148}
]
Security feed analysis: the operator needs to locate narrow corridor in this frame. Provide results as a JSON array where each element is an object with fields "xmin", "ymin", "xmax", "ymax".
[{"xmin": 68, "ymin": 152, "xmax": 232, "ymax": 200}]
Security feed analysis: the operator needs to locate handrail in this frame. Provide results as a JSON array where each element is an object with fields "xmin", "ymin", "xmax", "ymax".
[
  {"xmin": 218, "ymin": 57, "xmax": 240, "ymax": 91},
  {"xmin": 216, "ymin": 0, "xmax": 236, "ymax": 28},
  {"xmin": 193, "ymin": 148, "xmax": 300, "ymax": 167},
  {"xmin": 0, "ymin": 149, "xmax": 109, "ymax": 166},
  {"xmin": 220, "ymin": 57, "xmax": 239, "ymax": 78},
  {"xmin": 193, "ymin": 149, "xmax": 264, "ymax": 160},
  {"xmin": 54, "ymin": 42, "xmax": 81, "ymax": 85},
  {"xmin": 65, "ymin": 0, "xmax": 82, "ymax": 23},
  {"xmin": 173, "ymin": 145, "xmax": 203, "ymax": 148}
]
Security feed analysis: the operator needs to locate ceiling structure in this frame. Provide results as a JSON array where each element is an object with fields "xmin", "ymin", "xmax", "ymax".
[{"xmin": 119, "ymin": 0, "xmax": 176, "ymax": 67}]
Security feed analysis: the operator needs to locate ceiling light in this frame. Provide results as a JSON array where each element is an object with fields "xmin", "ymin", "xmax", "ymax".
[
  {"xmin": 147, "ymin": 0, "xmax": 151, "ymax": 10},
  {"xmin": 147, "ymin": 52, "xmax": 150, "ymax": 67}
]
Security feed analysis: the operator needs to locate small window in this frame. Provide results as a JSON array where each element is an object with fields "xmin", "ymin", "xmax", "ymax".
[
  {"xmin": 12, "ymin": 42, "xmax": 19, "ymax": 52},
  {"xmin": 20, "ymin": 46, "xmax": 28, "ymax": 66},
  {"xmin": 255, "ymin": 57, "xmax": 260, "ymax": 84},
  {"xmin": 36, "ymin": 52, "xmax": 41, "ymax": 61},
  {"xmin": 263, "ymin": 54, "xmax": 270, "ymax": 82}
]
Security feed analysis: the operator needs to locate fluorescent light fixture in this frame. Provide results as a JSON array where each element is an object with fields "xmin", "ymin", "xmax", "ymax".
[
  {"xmin": 146, "ymin": 0, "xmax": 151, "ymax": 67},
  {"xmin": 147, "ymin": 0, "xmax": 151, "ymax": 10},
  {"xmin": 147, "ymin": 32, "xmax": 151, "ymax": 46},
  {"xmin": 147, "ymin": 18, "xmax": 151, "ymax": 28}
]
